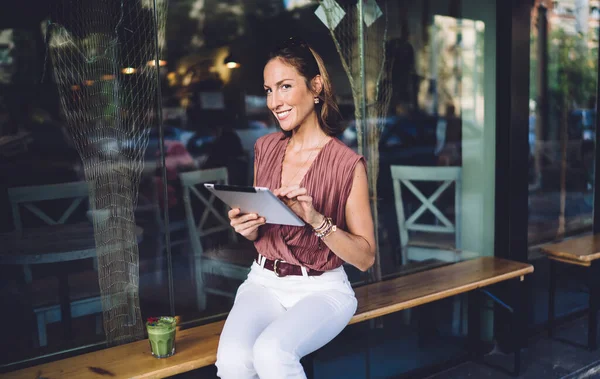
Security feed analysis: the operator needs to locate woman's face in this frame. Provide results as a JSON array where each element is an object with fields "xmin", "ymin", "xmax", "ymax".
[{"xmin": 263, "ymin": 58, "xmax": 316, "ymax": 132}]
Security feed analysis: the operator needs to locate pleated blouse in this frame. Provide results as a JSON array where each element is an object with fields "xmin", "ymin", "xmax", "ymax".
[{"xmin": 253, "ymin": 132, "xmax": 366, "ymax": 272}]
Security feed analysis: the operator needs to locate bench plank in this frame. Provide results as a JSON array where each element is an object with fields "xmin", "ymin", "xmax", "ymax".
[
  {"xmin": 6, "ymin": 321, "xmax": 224, "ymax": 379},
  {"xmin": 8, "ymin": 257, "xmax": 533, "ymax": 379},
  {"xmin": 541, "ymin": 234, "xmax": 600, "ymax": 263},
  {"xmin": 350, "ymin": 256, "xmax": 533, "ymax": 324},
  {"xmin": 547, "ymin": 255, "xmax": 592, "ymax": 267}
]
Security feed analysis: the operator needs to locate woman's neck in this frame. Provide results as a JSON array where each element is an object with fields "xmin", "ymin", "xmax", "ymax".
[{"xmin": 289, "ymin": 113, "xmax": 326, "ymax": 151}]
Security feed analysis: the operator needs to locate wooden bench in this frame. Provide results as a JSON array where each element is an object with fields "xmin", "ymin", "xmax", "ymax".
[
  {"xmin": 540, "ymin": 234, "xmax": 600, "ymax": 350},
  {"xmin": 7, "ymin": 257, "xmax": 533, "ymax": 379}
]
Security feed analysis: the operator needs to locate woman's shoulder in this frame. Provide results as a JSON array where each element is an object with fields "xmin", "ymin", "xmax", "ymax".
[
  {"xmin": 329, "ymin": 137, "xmax": 363, "ymax": 161},
  {"xmin": 256, "ymin": 131, "xmax": 286, "ymax": 150}
]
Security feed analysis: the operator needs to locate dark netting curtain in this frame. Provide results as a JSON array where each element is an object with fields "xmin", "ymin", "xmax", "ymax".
[{"xmin": 46, "ymin": 0, "xmax": 167, "ymax": 345}]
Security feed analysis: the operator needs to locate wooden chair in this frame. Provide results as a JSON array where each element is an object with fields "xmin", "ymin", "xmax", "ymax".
[
  {"xmin": 390, "ymin": 165, "xmax": 470, "ymax": 264},
  {"xmin": 8, "ymin": 181, "xmax": 102, "ymax": 346},
  {"xmin": 390, "ymin": 165, "xmax": 476, "ymax": 334},
  {"xmin": 180, "ymin": 168, "xmax": 256, "ymax": 312},
  {"xmin": 9, "ymin": 181, "xmax": 89, "ymax": 236}
]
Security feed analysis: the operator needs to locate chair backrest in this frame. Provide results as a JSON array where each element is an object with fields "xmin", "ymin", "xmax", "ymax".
[
  {"xmin": 179, "ymin": 168, "xmax": 235, "ymax": 256},
  {"xmin": 8, "ymin": 181, "xmax": 89, "ymax": 231},
  {"xmin": 390, "ymin": 165, "xmax": 462, "ymax": 250}
]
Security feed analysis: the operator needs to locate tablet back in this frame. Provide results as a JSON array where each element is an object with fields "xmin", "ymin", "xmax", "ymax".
[{"xmin": 204, "ymin": 184, "xmax": 305, "ymax": 227}]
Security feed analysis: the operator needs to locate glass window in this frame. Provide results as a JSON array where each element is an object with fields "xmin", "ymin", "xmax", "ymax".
[
  {"xmin": 167, "ymin": 0, "xmax": 495, "ymax": 377},
  {"xmin": 527, "ymin": 0, "xmax": 598, "ymax": 328},
  {"xmin": 0, "ymin": 5, "xmax": 170, "ymax": 365},
  {"xmin": 160, "ymin": 0, "xmax": 497, "ymax": 325},
  {"xmin": 375, "ymin": 0, "xmax": 496, "ymax": 283},
  {"xmin": 528, "ymin": 0, "xmax": 597, "ymax": 246},
  {"xmin": 1, "ymin": 0, "xmax": 497, "ymax": 374}
]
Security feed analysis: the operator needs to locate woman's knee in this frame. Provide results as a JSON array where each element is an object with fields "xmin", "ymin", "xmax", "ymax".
[
  {"xmin": 215, "ymin": 340, "xmax": 255, "ymax": 378},
  {"xmin": 253, "ymin": 334, "xmax": 302, "ymax": 377}
]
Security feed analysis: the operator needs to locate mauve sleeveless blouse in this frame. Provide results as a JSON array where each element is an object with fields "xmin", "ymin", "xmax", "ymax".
[{"xmin": 253, "ymin": 132, "xmax": 366, "ymax": 272}]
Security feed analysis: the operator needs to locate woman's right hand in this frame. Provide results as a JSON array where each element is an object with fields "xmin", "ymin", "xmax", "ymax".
[{"xmin": 228, "ymin": 208, "xmax": 266, "ymax": 241}]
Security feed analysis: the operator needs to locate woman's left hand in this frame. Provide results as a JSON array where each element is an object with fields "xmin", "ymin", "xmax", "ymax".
[{"xmin": 273, "ymin": 185, "xmax": 322, "ymax": 227}]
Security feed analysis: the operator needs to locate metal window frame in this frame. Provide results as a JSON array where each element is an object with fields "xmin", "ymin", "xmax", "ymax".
[{"xmin": 493, "ymin": 0, "xmax": 533, "ymax": 352}]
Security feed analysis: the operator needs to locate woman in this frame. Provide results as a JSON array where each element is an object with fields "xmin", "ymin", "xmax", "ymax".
[{"xmin": 215, "ymin": 37, "xmax": 376, "ymax": 379}]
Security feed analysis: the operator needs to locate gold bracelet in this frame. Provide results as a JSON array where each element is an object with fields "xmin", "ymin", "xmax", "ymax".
[
  {"xmin": 321, "ymin": 224, "xmax": 337, "ymax": 239},
  {"xmin": 314, "ymin": 217, "xmax": 330, "ymax": 233},
  {"xmin": 313, "ymin": 216, "xmax": 328, "ymax": 233},
  {"xmin": 314, "ymin": 218, "xmax": 331, "ymax": 237},
  {"xmin": 315, "ymin": 218, "xmax": 336, "ymax": 238},
  {"xmin": 316, "ymin": 223, "xmax": 331, "ymax": 238}
]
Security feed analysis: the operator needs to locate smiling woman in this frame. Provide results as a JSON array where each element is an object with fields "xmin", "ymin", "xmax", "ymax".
[
  {"xmin": 263, "ymin": 37, "xmax": 342, "ymax": 137},
  {"xmin": 214, "ymin": 37, "xmax": 375, "ymax": 379},
  {"xmin": 264, "ymin": 59, "xmax": 318, "ymax": 132},
  {"xmin": 0, "ymin": 0, "xmax": 510, "ymax": 374}
]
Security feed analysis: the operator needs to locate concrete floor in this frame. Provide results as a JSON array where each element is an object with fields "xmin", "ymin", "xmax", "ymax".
[{"xmin": 428, "ymin": 316, "xmax": 600, "ymax": 379}]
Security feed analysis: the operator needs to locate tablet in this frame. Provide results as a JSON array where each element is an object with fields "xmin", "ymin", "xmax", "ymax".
[{"xmin": 204, "ymin": 184, "xmax": 305, "ymax": 227}]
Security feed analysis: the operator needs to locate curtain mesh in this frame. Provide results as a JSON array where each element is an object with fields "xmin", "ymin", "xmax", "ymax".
[{"xmin": 46, "ymin": 0, "xmax": 168, "ymax": 345}]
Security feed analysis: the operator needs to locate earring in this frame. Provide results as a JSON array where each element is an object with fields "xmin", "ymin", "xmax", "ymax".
[{"xmin": 314, "ymin": 97, "xmax": 320, "ymax": 104}]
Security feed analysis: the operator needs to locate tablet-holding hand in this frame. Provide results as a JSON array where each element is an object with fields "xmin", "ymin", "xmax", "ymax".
[
  {"xmin": 273, "ymin": 186, "xmax": 324, "ymax": 228},
  {"xmin": 228, "ymin": 208, "xmax": 266, "ymax": 241}
]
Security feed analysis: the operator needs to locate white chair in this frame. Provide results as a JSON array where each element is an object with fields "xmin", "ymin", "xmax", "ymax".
[
  {"xmin": 8, "ymin": 181, "xmax": 102, "ymax": 346},
  {"xmin": 390, "ymin": 165, "xmax": 466, "ymax": 264},
  {"xmin": 180, "ymin": 168, "xmax": 256, "ymax": 312},
  {"xmin": 390, "ymin": 165, "xmax": 474, "ymax": 334}
]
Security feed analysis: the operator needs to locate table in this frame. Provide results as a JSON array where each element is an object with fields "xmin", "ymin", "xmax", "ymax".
[
  {"xmin": 0, "ymin": 222, "xmax": 143, "ymax": 342},
  {"xmin": 540, "ymin": 234, "xmax": 600, "ymax": 350}
]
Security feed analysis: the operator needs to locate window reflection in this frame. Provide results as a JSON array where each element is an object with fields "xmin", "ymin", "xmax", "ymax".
[
  {"xmin": 0, "ymin": 0, "xmax": 498, "ymax": 371},
  {"xmin": 529, "ymin": 0, "xmax": 598, "ymax": 245},
  {"xmin": 157, "ymin": 0, "xmax": 496, "ymax": 344}
]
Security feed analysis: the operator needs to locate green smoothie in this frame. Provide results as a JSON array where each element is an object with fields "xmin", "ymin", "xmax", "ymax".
[{"xmin": 146, "ymin": 316, "xmax": 176, "ymax": 358}]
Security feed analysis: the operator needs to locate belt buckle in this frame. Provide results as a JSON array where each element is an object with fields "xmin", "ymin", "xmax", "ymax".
[{"xmin": 273, "ymin": 259, "xmax": 282, "ymax": 277}]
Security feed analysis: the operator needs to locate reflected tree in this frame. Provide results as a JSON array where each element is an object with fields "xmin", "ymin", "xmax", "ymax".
[
  {"xmin": 319, "ymin": 0, "xmax": 393, "ymax": 281},
  {"xmin": 46, "ymin": 0, "xmax": 168, "ymax": 345}
]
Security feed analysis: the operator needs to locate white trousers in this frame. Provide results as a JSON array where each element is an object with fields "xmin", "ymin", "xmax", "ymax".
[{"xmin": 215, "ymin": 260, "xmax": 357, "ymax": 379}]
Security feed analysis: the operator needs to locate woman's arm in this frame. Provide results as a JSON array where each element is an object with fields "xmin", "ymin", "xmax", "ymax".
[
  {"xmin": 317, "ymin": 162, "xmax": 375, "ymax": 271},
  {"xmin": 275, "ymin": 162, "xmax": 376, "ymax": 271}
]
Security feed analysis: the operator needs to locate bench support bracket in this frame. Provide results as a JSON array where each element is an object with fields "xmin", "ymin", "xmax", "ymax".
[
  {"xmin": 547, "ymin": 259, "xmax": 599, "ymax": 351},
  {"xmin": 469, "ymin": 277, "xmax": 527, "ymax": 377}
]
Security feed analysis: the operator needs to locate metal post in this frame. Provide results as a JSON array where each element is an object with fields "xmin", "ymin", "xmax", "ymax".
[
  {"xmin": 533, "ymin": 4, "xmax": 548, "ymax": 190},
  {"xmin": 512, "ymin": 278, "xmax": 527, "ymax": 376},
  {"xmin": 592, "ymin": 18, "xmax": 600, "ymax": 352},
  {"xmin": 593, "ymin": 4, "xmax": 600, "ymax": 234},
  {"xmin": 358, "ymin": 0, "xmax": 381, "ymax": 284},
  {"xmin": 467, "ymin": 290, "xmax": 481, "ymax": 359},
  {"xmin": 548, "ymin": 259, "xmax": 556, "ymax": 337},
  {"xmin": 357, "ymin": 0, "xmax": 367, "ymax": 159},
  {"xmin": 588, "ymin": 262, "xmax": 599, "ymax": 350},
  {"xmin": 152, "ymin": 0, "xmax": 175, "ymax": 316}
]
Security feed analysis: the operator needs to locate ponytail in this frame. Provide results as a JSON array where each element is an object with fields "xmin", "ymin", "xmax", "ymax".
[{"xmin": 309, "ymin": 47, "xmax": 343, "ymax": 136}]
